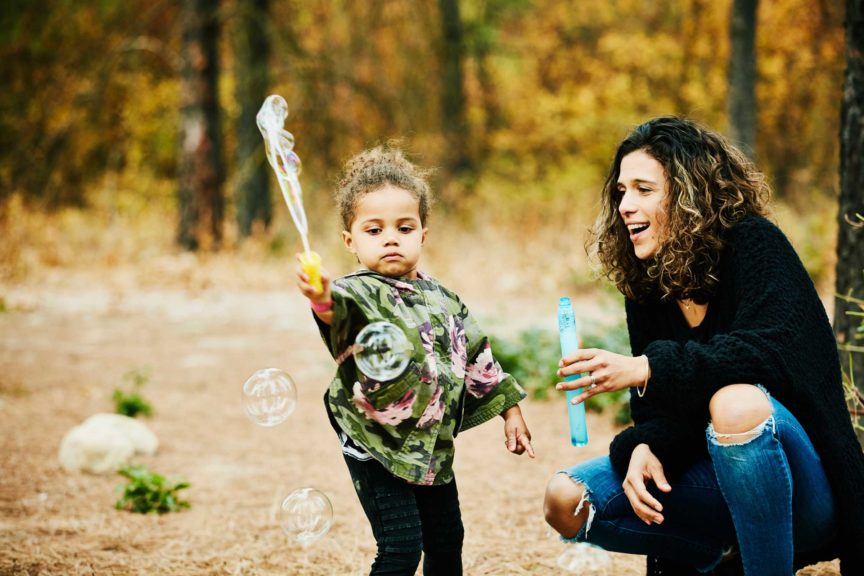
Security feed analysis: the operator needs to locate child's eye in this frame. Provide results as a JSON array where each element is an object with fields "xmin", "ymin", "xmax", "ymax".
[
  {"xmin": 366, "ymin": 227, "xmax": 382, "ymax": 235},
  {"xmin": 398, "ymin": 226, "xmax": 414, "ymax": 233}
]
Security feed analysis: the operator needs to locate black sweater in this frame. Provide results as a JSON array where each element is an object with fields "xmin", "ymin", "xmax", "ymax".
[{"xmin": 608, "ymin": 216, "xmax": 864, "ymax": 573}]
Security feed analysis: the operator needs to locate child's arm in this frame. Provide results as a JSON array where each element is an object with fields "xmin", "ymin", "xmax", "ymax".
[
  {"xmin": 295, "ymin": 254, "xmax": 333, "ymax": 325},
  {"xmin": 501, "ymin": 404, "xmax": 535, "ymax": 458}
]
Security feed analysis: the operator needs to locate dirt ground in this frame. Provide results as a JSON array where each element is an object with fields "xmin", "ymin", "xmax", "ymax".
[{"xmin": 0, "ymin": 264, "xmax": 841, "ymax": 576}]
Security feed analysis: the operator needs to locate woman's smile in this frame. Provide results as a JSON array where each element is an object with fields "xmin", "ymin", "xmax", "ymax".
[{"xmin": 627, "ymin": 222, "xmax": 650, "ymax": 242}]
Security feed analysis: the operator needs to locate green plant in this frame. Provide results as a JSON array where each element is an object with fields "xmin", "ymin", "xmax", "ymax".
[
  {"xmin": 838, "ymin": 291, "xmax": 864, "ymax": 438},
  {"xmin": 836, "ymin": 213, "xmax": 864, "ymax": 439},
  {"xmin": 490, "ymin": 328, "xmax": 560, "ymax": 401},
  {"xmin": 112, "ymin": 367, "xmax": 153, "ymax": 418},
  {"xmin": 490, "ymin": 321, "xmax": 632, "ymax": 424},
  {"xmin": 842, "ymin": 356, "xmax": 864, "ymax": 437},
  {"xmin": 115, "ymin": 464, "xmax": 190, "ymax": 514}
]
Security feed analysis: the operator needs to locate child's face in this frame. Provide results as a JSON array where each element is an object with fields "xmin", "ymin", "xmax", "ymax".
[{"xmin": 342, "ymin": 185, "xmax": 427, "ymax": 279}]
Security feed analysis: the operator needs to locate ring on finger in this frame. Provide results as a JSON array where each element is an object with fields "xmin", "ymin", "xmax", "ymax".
[{"xmin": 589, "ymin": 372, "xmax": 597, "ymax": 389}]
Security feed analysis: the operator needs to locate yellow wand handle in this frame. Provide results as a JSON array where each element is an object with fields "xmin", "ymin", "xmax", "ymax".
[{"xmin": 299, "ymin": 251, "xmax": 323, "ymax": 295}]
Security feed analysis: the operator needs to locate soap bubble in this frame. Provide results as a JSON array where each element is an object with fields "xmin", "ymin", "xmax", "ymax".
[
  {"xmin": 257, "ymin": 94, "xmax": 302, "ymax": 178},
  {"xmin": 353, "ymin": 322, "xmax": 413, "ymax": 382},
  {"xmin": 241, "ymin": 368, "xmax": 297, "ymax": 427},
  {"xmin": 556, "ymin": 542, "xmax": 612, "ymax": 573},
  {"xmin": 278, "ymin": 487, "xmax": 333, "ymax": 546}
]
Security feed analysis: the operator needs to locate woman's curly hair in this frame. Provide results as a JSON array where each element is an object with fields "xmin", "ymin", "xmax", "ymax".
[
  {"xmin": 589, "ymin": 116, "xmax": 771, "ymax": 302},
  {"xmin": 335, "ymin": 143, "xmax": 433, "ymax": 230}
]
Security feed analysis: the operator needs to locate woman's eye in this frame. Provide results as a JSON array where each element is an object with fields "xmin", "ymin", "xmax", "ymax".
[{"xmin": 638, "ymin": 187, "xmax": 652, "ymax": 194}]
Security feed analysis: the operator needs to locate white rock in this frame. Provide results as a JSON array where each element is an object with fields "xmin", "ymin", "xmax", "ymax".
[{"xmin": 58, "ymin": 413, "xmax": 159, "ymax": 474}]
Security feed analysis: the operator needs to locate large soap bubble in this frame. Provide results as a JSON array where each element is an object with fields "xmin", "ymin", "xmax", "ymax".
[
  {"xmin": 556, "ymin": 542, "xmax": 612, "ymax": 573},
  {"xmin": 241, "ymin": 368, "xmax": 297, "ymax": 427},
  {"xmin": 257, "ymin": 94, "xmax": 303, "ymax": 179},
  {"xmin": 353, "ymin": 322, "xmax": 413, "ymax": 382},
  {"xmin": 278, "ymin": 487, "xmax": 333, "ymax": 546}
]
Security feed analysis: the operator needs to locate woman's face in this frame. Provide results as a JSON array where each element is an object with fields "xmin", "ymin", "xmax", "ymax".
[{"xmin": 616, "ymin": 150, "xmax": 669, "ymax": 260}]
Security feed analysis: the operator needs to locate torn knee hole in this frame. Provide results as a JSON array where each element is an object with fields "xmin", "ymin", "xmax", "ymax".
[
  {"xmin": 713, "ymin": 430, "xmax": 759, "ymax": 444},
  {"xmin": 710, "ymin": 415, "xmax": 773, "ymax": 446}
]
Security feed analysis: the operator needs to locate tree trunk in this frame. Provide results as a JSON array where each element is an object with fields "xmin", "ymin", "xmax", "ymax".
[
  {"xmin": 836, "ymin": 0, "xmax": 864, "ymax": 395},
  {"xmin": 727, "ymin": 0, "xmax": 758, "ymax": 157},
  {"xmin": 234, "ymin": 0, "xmax": 271, "ymax": 238},
  {"xmin": 472, "ymin": 1, "xmax": 505, "ymax": 165},
  {"xmin": 178, "ymin": 0, "xmax": 224, "ymax": 251},
  {"xmin": 438, "ymin": 0, "xmax": 472, "ymax": 178}
]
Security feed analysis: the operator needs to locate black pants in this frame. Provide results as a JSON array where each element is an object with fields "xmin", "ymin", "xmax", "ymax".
[{"xmin": 343, "ymin": 455, "xmax": 464, "ymax": 576}]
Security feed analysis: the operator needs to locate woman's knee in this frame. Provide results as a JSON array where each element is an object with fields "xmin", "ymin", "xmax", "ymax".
[
  {"xmin": 709, "ymin": 384, "xmax": 772, "ymax": 443},
  {"xmin": 544, "ymin": 473, "xmax": 590, "ymax": 537}
]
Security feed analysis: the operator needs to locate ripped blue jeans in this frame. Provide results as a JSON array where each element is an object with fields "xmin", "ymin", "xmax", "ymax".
[{"xmin": 558, "ymin": 395, "xmax": 837, "ymax": 575}]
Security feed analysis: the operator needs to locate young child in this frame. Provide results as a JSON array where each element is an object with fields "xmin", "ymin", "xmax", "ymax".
[{"xmin": 295, "ymin": 144, "xmax": 534, "ymax": 575}]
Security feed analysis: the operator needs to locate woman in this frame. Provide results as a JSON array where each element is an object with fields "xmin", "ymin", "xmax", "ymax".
[{"xmin": 544, "ymin": 116, "xmax": 864, "ymax": 575}]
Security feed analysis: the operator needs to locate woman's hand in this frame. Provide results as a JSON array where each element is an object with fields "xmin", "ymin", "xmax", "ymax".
[
  {"xmin": 623, "ymin": 443, "xmax": 671, "ymax": 525},
  {"xmin": 501, "ymin": 404, "xmax": 535, "ymax": 458},
  {"xmin": 556, "ymin": 349, "xmax": 649, "ymax": 405}
]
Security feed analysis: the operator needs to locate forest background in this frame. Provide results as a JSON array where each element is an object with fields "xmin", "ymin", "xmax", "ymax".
[
  {"xmin": 2, "ymin": 1, "xmax": 864, "ymax": 574},
  {"xmin": 0, "ymin": 0, "xmax": 847, "ymax": 276}
]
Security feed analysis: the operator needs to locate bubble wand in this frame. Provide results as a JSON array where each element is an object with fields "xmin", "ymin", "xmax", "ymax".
[
  {"xmin": 558, "ymin": 296, "xmax": 588, "ymax": 446},
  {"xmin": 256, "ymin": 95, "xmax": 322, "ymax": 293}
]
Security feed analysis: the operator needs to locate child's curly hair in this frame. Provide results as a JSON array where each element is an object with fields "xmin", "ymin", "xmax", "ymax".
[
  {"xmin": 590, "ymin": 116, "xmax": 771, "ymax": 302},
  {"xmin": 336, "ymin": 143, "xmax": 433, "ymax": 230}
]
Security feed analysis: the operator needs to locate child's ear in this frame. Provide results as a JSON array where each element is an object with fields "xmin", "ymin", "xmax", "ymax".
[
  {"xmin": 421, "ymin": 228, "xmax": 428, "ymax": 246},
  {"xmin": 341, "ymin": 230, "xmax": 354, "ymax": 252}
]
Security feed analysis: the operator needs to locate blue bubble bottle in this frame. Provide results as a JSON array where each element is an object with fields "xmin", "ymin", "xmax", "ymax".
[{"xmin": 558, "ymin": 297, "xmax": 588, "ymax": 447}]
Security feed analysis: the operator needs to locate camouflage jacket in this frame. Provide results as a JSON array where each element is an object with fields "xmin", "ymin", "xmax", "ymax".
[{"xmin": 314, "ymin": 270, "xmax": 526, "ymax": 485}]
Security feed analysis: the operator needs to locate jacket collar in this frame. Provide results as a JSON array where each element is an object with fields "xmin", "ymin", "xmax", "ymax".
[{"xmin": 344, "ymin": 269, "xmax": 431, "ymax": 292}]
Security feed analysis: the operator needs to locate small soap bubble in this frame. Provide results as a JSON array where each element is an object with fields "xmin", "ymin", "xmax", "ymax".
[
  {"xmin": 278, "ymin": 487, "xmax": 333, "ymax": 546},
  {"xmin": 241, "ymin": 368, "xmax": 297, "ymax": 427},
  {"xmin": 353, "ymin": 322, "xmax": 413, "ymax": 382}
]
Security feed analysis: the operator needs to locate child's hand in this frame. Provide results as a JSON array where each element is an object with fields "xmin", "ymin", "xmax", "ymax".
[
  {"xmin": 501, "ymin": 404, "xmax": 535, "ymax": 458},
  {"xmin": 295, "ymin": 254, "xmax": 331, "ymax": 302}
]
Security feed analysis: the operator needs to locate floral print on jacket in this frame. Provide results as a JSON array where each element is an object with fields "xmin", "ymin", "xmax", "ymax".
[{"xmin": 315, "ymin": 270, "xmax": 526, "ymax": 485}]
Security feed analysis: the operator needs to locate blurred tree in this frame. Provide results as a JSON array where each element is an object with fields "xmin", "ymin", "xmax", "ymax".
[
  {"xmin": 267, "ymin": 1, "xmax": 438, "ymax": 182},
  {"xmin": 462, "ymin": 0, "xmax": 525, "ymax": 165},
  {"xmin": 177, "ymin": 0, "xmax": 224, "ymax": 250},
  {"xmin": 727, "ymin": 0, "xmax": 758, "ymax": 157},
  {"xmin": 757, "ymin": 0, "xmax": 843, "ymax": 199},
  {"xmin": 0, "ymin": 0, "xmax": 177, "ymax": 206},
  {"xmin": 233, "ymin": 0, "xmax": 272, "ymax": 237},
  {"xmin": 438, "ymin": 0, "xmax": 473, "ymax": 179},
  {"xmin": 836, "ymin": 0, "xmax": 864, "ymax": 391},
  {"xmin": 0, "ymin": 0, "xmax": 847, "ymax": 226}
]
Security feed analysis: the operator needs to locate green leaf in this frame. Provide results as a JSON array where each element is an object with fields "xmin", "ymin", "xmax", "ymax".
[{"xmin": 115, "ymin": 464, "xmax": 191, "ymax": 514}]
